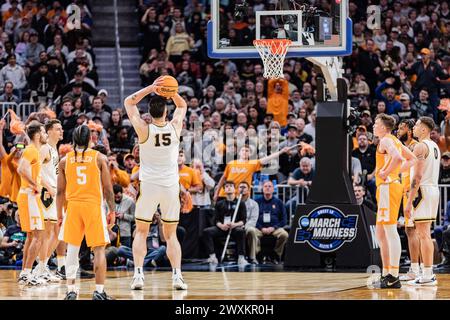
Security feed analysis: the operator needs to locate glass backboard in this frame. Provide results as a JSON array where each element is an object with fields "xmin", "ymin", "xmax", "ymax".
[{"xmin": 207, "ymin": 0, "xmax": 352, "ymax": 59}]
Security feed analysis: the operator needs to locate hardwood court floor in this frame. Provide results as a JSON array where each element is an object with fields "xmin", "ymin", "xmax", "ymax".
[{"xmin": 0, "ymin": 270, "xmax": 449, "ymax": 300}]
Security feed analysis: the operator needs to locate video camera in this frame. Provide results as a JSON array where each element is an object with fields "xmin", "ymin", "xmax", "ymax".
[
  {"xmin": 234, "ymin": 1, "xmax": 249, "ymax": 19},
  {"xmin": 346, "ymin": 107, "xmax": 362, "ymax": 134}
]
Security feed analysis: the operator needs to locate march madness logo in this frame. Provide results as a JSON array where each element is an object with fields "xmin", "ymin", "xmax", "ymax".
[{"xmin": 294, "ymin": 206, "xmax": 358, "ymax": 252}]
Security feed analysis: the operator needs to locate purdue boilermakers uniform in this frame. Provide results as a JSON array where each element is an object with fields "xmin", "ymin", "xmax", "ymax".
[
  {"xmin": 41, "ymin": 144, "xmax": 59, "ymax": 222},
  {"xmin": 411, "ymin": 139, "xmax": 441, "ymax": 223},
  {"xmin": 135, "ymin": 122, "xmax": 180, "ymax": 224}
]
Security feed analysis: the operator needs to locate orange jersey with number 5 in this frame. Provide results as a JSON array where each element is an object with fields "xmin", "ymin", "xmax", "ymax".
[{"xmin": 65, "ymin": 149, "xmax": 102, "ymax": 205}]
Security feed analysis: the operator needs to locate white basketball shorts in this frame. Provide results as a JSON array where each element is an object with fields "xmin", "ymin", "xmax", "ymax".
[
  {"xmin": 412, "ymin": 186, "xmax": 439, "ymax": 223},
  {"xmin": 135, "ymin": 181, "xmax": 181, "ymax": 224}
]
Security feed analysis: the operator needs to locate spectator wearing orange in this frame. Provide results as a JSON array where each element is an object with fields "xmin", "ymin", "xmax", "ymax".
[
  {"xmin": 6, "ymin": 144, "xmax": 23, "ymax": 204},
  {"xmin": 0, "ymin": 119, "xmax": 12, "ymax": 199},
  {"xmin": 214, "ymin": 145, "xmax": 290, "ymax": 201},
  {"xmin": 267, "ymin": 79, "xmax": 289, "ymax": 127},
  {"xmin": 21, "ymin": 1, "xmax": 37, "ymax": 18},
  {"xmin": 46, "ymin": 1, "xmax": 67, "ymax": 21},
  {"xmin": 178, "ymin": 150, "xmax": 202, "ymax": 195},
  {"xmin": 130, "ymin": 145, "xmax": 140, "ymax": 186},
  {"xmin": 107, "ymin": 152, "xmax": 130, "ymax": 188},
  {"xmin": 431, "ymin": 122, "xmax": 450, "ymax": 154},
  {"xmin": 2, "ymin": 0, "xmax": 21, "ymax": 22}
]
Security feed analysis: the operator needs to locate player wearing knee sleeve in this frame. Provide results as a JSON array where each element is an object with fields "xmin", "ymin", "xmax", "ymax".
[
  {"xmin": 57, "ymin": 125, "xmax": 116, "ymax": 300},
  {"xmin": 373, "ymin": 114, "xmax": 416, "ymax": 289},
  {"xmin": 124, "ymin": 76, "xmax": 188, "ymax": 291}
]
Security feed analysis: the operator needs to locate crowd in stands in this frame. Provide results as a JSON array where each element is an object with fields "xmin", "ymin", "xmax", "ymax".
[{"xmin": 1, "ymin": 0, "xmax": 450, "ymax": 268}]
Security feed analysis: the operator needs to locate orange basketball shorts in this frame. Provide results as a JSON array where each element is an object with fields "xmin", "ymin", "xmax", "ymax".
[
  {"xmin": 17, "ymin": 190, "xmax": 45, "ymax": 233},
  {"xmin": 59, "ymin": 201, "xmax": 110, "ymax": 247},
  {"xmin": 376, "ymin": 182, "xmax": 403, "ymax": 225}
]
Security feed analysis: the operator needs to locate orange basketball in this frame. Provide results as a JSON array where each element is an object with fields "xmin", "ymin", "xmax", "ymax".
[{"xmin": 155, "ymin": 75, "xmax": 178, "ymax": 98}]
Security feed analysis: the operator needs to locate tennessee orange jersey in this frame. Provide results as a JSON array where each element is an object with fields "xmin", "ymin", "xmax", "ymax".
[
  {"xmin": 401, "ymin": 139, "xmax": 418, "ymax": 193},
  {"xmin": 0, "ymin": 156, "xmax": 12, "ymax": 197},
  {"xmin": 219, "ymin": 160, "xmax": 262, "ymax": 197},
  {"xmin": 20, "ymin": 144, "xmax": 41, "ymax": 189},
  {"xmin": 375, "ymin": 134, "xmax": 403, "ymax": 186},
  {"xmin": 179, "ymin": 165, "xmax": 202, "ymax": 190},
  {"xmin": 65, "ymin": 149, "xmax": 102, "ymax": 205}
]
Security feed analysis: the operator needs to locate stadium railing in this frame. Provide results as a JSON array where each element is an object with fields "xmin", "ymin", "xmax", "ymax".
[{"xmin": 0, "ymin": 102, "xmax": 38, "ymax": 128}]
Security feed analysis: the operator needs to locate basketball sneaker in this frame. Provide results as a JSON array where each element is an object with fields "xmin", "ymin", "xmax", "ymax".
[
  {"xmin": 64, "ymin": 291, "xmax": 78, "ymax": 300},
  {"xmin": 55, "ymin": 266, "xmax": 66, "ymax": 280},
  {"xmin": 44, "ymin": 266, "xmax": 61, "ymax": 282},
  {"xmin": 238, "ymin": 256, "xmax": 249, "ymax": 266},
  {"xmin": 380, "ymin": 274, "xmax": 402, "ymax": 289},
  {"xmin": 92, "ymin": 290, "xmax": 113, "ymax": 300},
  {"xmin": 130, "ymin": 275, "xmax": 144, "ymax": 290},
  {"xmin": 370, "ymin": 275, "xmax": 385, "ymax": 288},
  {"xmin": 172, "ymin": 276, "xmax": 188, "ymax": 290},
  {"xmin": 407, "ymin": 275, "xmax": 438, "ymax": 287},
  {"xmin": 399, "ymin": 268, "xmax": 420, "ymax": 281},
  {"xmin": 26, "ymin": 275, "xmax": 47, "ymax": 286},
  {"xmin": 18, "ymin": 273, "xmax": 29, "ymax": 284},
  {"xmin": 206, "ymin": 255, "xmax": 218, "ymax": 265}
]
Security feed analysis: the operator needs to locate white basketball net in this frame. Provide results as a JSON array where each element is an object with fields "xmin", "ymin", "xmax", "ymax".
[{"xmin": 253, "ymin": 39, "xmax": 292, "ymax": 79}]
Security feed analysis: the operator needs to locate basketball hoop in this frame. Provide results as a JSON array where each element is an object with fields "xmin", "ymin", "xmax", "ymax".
[{"xmin": 253, "ymin": 39, "xmax": 292, "ymax": 79}]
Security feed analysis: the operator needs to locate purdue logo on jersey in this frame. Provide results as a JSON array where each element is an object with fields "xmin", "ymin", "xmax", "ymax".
[{"xmin": 40, "ymin": 187, "xmax": 54, "ymax": 209}]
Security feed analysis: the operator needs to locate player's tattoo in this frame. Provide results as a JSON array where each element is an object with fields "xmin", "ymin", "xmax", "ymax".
[
  {"xmin": 411, "ymin": 179, "xmax": 417, "ymax": 190},
  {"xmin": 131, "ymin": 94, "xmax": 137, "ymax": 101},
  {"xmin": 416, "ymin": 154, "xmax": 426, "ymax": 160}
]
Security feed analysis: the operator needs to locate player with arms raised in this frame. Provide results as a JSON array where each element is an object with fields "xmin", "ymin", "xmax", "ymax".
[{"xmin": 124, "ymin": 76, "xmax": 188, "ymax": 290}]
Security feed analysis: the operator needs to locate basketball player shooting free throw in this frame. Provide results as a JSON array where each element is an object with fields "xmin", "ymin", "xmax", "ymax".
[{"xmin": 124, "ymin": 76, "xmax": 188, "ymax": 290}]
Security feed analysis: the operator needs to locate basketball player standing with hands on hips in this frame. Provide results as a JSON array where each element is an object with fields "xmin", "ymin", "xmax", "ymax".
[
  {"xmin": 405, "ymin": 117, "xmax": 441, "ymax": 286},
  {"xmin": 124, "ymin": 76, "xmax": 188, "ymax": 290},
  {"xmin": 17, "ymin": 121, "xmax": 48, "ymax": 286},
  {"xmin": 373, "ymin": 114, "xmax": 416, "ymax": 289}
]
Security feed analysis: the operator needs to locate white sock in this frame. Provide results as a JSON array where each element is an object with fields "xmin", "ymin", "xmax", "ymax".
[
  {"xmin": 411, "ymin": 263, "xmax": 420, "ymax": 274},
  {"xmin": 95, "ymin": 284, "xmax": 104, "ymax": 293},
  {"xmin": 209, "ymin": 253, "xmax": 216, "ymax": 259},
  {"xmin": 384, "ymin": 225, "xmax": 401, "ymax": 277},
  {"xmin": 67, "ymin": 284, "xmax": 77, "ymax": 293},
  {"xmin": 37, "ymin": 261, "xmax": 46, "ymax": 273},
  {"xmin": 21, "ymin": 269, "xmax": 31, "ymax": 276},
  {"xmin": 44, "ymin": 258, "xmax": 49, "ymax": 266},
  {"xmin": 420, "ymin": 263, "xmax": 425, "ymax": 272},
  {"xmin": 57, "ymin": 256, "xmax": 66, "ymax": 271},
  {"xmin": 173, "ymin": 268, "xmax": 182, "ymax": 278},
  {"xmin": 382, "ymin": 268, "xmax": 389, "ymax": 276},
  {"xmin": 134, "ymin": 267, "xmax": 143, "ymax": 277},
  {"xmin": 423, "ymin": 266, "xmax": 433, "ymax": 279}
]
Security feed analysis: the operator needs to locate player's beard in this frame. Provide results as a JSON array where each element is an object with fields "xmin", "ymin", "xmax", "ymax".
[{"xmin": 398, "ymin": 133, "xmax": 408, "ymax": 143}]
